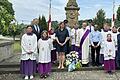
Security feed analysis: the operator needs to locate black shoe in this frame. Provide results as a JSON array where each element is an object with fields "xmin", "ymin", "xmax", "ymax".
[
  {"xmin": 40, "ymin": 75, "xmax": 44, "ymax": 78},
  {"xmin": 92, "ymin": 63, "xmax": 96, "ymax": 66},
  {"xmin": 108, "ymin": 71, "xmax": 113, "ymax": 75},
  {"xmin": 43, "ymin": 75, "xmax": 47, "ymax": 79},
  {"xmin": 82, "ymin": 64, "xmax": 89, "ymax": 67},
  {"xmin": 46, "ymin": 74, "xmax": 49, "ymax": 77}
]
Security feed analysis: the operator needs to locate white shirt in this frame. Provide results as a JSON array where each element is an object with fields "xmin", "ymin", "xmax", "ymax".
[
  {"xmin": 38, "ymin": 38, "xmax": 52, "ymax": 63},
  {"xmin": 21, "ymin": 33, "xmax": 37, "ymax": 60}
]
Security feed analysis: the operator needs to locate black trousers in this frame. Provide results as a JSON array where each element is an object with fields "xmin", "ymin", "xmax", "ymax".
[{"xmin": 91, "ymin": 42, "xmax": 101, "ymax": 65}]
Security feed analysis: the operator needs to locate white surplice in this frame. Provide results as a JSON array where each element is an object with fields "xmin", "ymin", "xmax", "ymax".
[
  {"xmin": 76, "ymin": 28, "xmax": 90, "ymax": 64},
  {"xmin": 66, "ymin": 26, "xmax": 71, "ymax": 36},
  {"xmin": 38, "ymin": 38, "xmax": 52, "ymax": 63},
  {"xmin": 112, "ymin": 32, "xmax": 118, "ymax": 50},
  {"xmin": 49, "ymin": 33, "xmax": 56, "ymax": 50},
  {"xmin": 21, "ymin": 33, "xmax": 37, "ymax": 60},
  {"xmin": 104, "ymin": 41, "xmax": 115, "ymax": 60},
  {"xmin": 70, "ymin": 28, "xmax": 80, "ymax": 45},
  {"xmin": 100, "ymin": 30, "xmax": 114, "ymax": 55}
]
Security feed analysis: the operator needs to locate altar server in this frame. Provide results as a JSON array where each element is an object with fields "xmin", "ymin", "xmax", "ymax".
[
  {"xmin": 20, "ymin": 25, "xmax": 37, "ymax": 80},
  {"xmin": 104, "ymin": 34, "xmax": 116, "ymax": 74},
  {"xmin": 38, "ymin": 30, "xmax": 52, "ymax": 78}
]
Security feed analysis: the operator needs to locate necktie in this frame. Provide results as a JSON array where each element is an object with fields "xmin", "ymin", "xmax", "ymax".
[
  {"xmin": 34, "ymin": 25, "xmax": 37, "ymax": 32},
  {"xmin": 34, "ymin": 25, "xmax": 40, "ymax": 33}
]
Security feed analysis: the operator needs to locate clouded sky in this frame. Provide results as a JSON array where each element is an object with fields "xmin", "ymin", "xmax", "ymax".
[{"xmin": 9, "ymin": 0, "xmax": 120, "ymax": 24}]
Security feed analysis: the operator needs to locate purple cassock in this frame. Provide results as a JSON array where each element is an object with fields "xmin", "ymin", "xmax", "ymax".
[
  {"xmin": 104, "ymin": 59, "xmax": 115, "ymax": 72},
  {"xmin": 20, "ymin": 59, "xmax": 36, "ymax": 76},
  {"xmin": 38, "ymin": 63, "xmax": 51, "ymax": 75}
]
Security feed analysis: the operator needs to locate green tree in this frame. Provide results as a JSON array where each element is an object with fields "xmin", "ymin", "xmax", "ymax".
[
  {"xmin": 51, "ymin": 21, "xmax": 58, "ymax": 30},
  {"xmin": 38, "ymin": 15, "xmax": 42, "ymax": 27},
  {"xmin": 93, "ymin": 9, "xmax": 106, "ymax": 30},
  {"xmin": 105, "ymin": 18, "xmax": 111, "ymax": 27},
  {"xmin": 41, "ymin": 15, "xmax": 47, "ymax": 30},
  {"xmin": 0, "ymin": 0, "xmax": 14, "ymax": 35},
  {"xmin": 78, "ymin": 20, "xmax": 84, "ymax": 28},
  {"xmin": 115, "ymin": 6, "xmax": 120, "ymax": 27},
  {"xmin": 0, "ymin": 0, "xmax": 14, "ymax": 15},
  {"xmin": 6, "ymin": 22, "xmax": 24, "ymax": 40}
]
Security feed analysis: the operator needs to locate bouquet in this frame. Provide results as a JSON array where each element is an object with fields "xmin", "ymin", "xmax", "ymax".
[{"xmin": 66, "ymin": 51, "xmax": 82, "ymax": 72}]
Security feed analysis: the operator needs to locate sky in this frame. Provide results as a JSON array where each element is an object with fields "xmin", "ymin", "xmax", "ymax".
[{"xmin": 9, "ymin": 0, "xmax": 120, "ymax": 24}]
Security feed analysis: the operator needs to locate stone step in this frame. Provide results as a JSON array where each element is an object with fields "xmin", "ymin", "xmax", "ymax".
[
  {"xmin": 0, "ymin": 68, "xmax": 19, "ymax": 74},
  {"xmin": 0, "ymin": 63, "xmax": 19, "ymax": 68},
  {"xmin": 0, "ymin": 66, "xmax": 104, "ymax": 74}
]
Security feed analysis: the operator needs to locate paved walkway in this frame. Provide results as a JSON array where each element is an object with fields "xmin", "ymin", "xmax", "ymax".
[
  {"xmin": 0, "ymin": 54, "xmax": 120, "ymax": 80},
  {"xmin": 0, "ymin": 71, "xmax": 120, "ymax": 80}
]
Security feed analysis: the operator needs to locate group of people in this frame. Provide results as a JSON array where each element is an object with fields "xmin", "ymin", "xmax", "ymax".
[{"xmin": 20, "ymin": 19, "xmax": 120, "ymax": 79}]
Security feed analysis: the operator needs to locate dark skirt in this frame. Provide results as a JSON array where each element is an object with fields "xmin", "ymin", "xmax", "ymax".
[
  {"xmin": 38, "ymin": 63, "xmax": 51, "ymax": 75},
  {"xmin": 56, "ymin": 43, "xmax": 67, "ymax": 53},
  {"xmin": 20, "ymin": 59, "xmax": 36, "ymax": 76},
  {"xmin": 51, "ymin": 49, "xmax": 57, "ymax": 62},
  {"xmin": 104, "ymin": 59, "xmax": 115, "ymax": 72}
]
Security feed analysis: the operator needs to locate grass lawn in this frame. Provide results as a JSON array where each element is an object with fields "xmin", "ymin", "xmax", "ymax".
[{"xmin": 12, "ymin": 41, "xmax": 21, "ymax": 53}]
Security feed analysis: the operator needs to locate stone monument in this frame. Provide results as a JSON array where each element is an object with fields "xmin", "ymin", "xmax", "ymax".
[{"xmin": 65, "ymin": 0, "xmax": 80, "ymax": 28}]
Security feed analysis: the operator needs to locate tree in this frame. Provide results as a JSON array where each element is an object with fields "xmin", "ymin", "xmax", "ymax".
[
  {"xmin": 93, "ymin": 9, "xmax": 106, "ymax": 30},
  {"xmin": 115, "ymin": 6, "xmax": 120, "ymax": 27},
  {"xmin": 105, "ymin": 18, "xmax": 111, "ymax": 27},
  {"xmin": 51, "ymin": 21, "xmax": 58, "ymax": 30},
  {"xmin": 0, "ymin": 0, "xmax": 14, "ymax": 15},
  {"xmin": 6, "ymin": 22, "xmax": 24, "ymax": 40},
  {"xmin": 38, "ymin": 15, "xmax": 42, "ymax": 27},
  {"xmin": 0, "ymin": 0, "xmax": 14, "ymax": 35},
  {"xmin": 41, "ymin": 15, "xmax": 47, "ymax": 30}
]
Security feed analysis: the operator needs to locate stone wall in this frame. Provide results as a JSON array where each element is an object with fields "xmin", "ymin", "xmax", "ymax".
[{"xmin": 0, "ymin": 41, "xmax": 14, "ymax": 62}]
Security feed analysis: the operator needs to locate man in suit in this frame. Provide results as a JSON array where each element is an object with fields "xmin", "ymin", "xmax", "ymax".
[{"xmin": 32, "ymin": 18, "xmax": 43, "ymax": 40}]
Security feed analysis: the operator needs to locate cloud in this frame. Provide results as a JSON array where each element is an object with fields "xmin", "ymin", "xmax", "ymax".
[
  {"xmin": 10, "ymin": 0, "xmax": 120, "ymax": 24},
  {"xmin": 10, "ymin": 0, "xmax": 68, "ymax": 24}
]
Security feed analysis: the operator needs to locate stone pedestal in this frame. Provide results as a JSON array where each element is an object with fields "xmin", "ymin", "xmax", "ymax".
[
  {"xmin": 0, "ymin": 41, "xmax": 14, "ymax": 62},
  {"xmin": 65, "ymin": 0, "xmax": 80, "ymax": 28}
]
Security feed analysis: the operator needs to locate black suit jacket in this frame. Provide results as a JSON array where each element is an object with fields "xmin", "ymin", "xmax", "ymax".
[{"xmin": 32, "ymin": 25, "xmax": 43, "ymax": 40}]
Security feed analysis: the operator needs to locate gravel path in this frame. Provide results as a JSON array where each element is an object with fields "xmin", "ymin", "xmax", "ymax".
[{"xmin": 0, "ymin": 71, "xmax": 120, "ymax": 80}]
